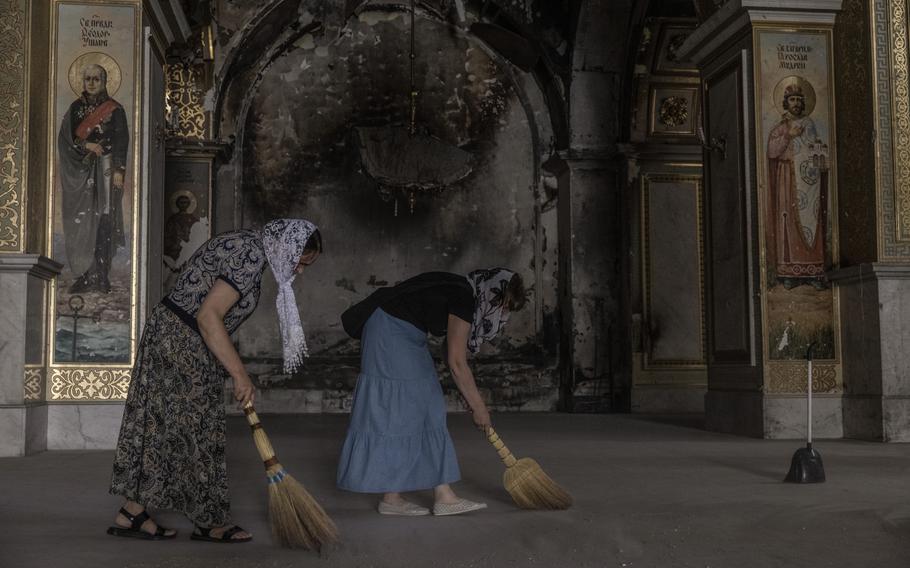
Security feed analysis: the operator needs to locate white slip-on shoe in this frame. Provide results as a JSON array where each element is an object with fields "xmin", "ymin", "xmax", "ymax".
[
  {"xmin": 377, "ymin": 500, "xmax": 431, "ymax": 516},
  {"xmin": 432, "ymin": 498, "xmax": 488, "ymax": 516}
]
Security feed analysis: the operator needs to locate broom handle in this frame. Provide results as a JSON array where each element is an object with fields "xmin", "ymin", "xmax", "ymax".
[
  {"xmin": 242, "ymin": 401, "xmax": 280, "ymax": 469},
  {"xmin": 485, "ymin": 426, "xmax": 518, "ymax": 468},
  {"xmin": 806, "ymin": 343, "xmax": 816, "ymax": 447},
  {"xmin": 807, "ymin": 358, "xmax": 813, "ymax": 446}
]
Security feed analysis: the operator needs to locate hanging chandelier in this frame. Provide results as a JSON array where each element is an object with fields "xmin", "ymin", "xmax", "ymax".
[{"xmin": 354, "ymin": 0, "xmax": 474, "ymax": 215}]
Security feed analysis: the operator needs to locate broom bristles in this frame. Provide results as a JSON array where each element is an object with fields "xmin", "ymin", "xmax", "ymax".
[
  {"xmin": 502, "ymin": 458, "xmax": 572, "ymax": 510},
  {"xmin": 269, "ymin": 469, "xmax": 340, "ymax": 551},
  {"xmin": 244, "ymin": 403, "xmax": 339, "ymax": 551},
  {"xmin": 486, "ymin": 427, "xmax": 572, "ymax": 510},
  {"xmin": 503, "ymin": 457, "xmax": 573, "ymax": 510},
  {"xmin": 269, "ymin": 479, "xmax": 316, "ymax": 550}
]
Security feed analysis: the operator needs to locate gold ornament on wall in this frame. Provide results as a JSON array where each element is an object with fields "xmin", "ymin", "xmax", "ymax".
[
  {"xmin": 49, "ymin": 368, "xmax": 130, "ymax": 401},
  {"xmin": 24, "ymin": 367, "xmax": 44, "ymax": 401},
  {"xmin": 0, "ymin": 0, "xmax": 26, "ymax": 251},
  {"xmin": 768, "ymin": 362, "xmax": 838, "ymax": 394},
  {"xmin": 658, "ymin": 96, "xmax": 689, "ymax": 127},
  {"xmin": 889, "ymin": 0, "xmax": 910, "ymax": 243},
  {"xmin": 870, "ymin": 0, "xmax": 910, "ymax": 258},
  {"xmin": 165, "ymin": 62, "xmax": 207, "ymax": 140}
]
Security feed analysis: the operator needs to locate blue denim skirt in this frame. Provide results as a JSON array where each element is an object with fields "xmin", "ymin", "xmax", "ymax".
[{"xmin": 336, "ymin": 309, "xmax": 461, "ymax": 493}]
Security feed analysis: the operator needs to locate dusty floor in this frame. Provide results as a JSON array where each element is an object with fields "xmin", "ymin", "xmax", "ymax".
[{"xmin": 1, "ymin": 413, "xmax": 909, "ymax": 567}]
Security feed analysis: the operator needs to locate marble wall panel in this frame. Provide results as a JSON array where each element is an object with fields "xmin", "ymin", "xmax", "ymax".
[
  {"xmin": 0, "ymin": 271, "xmax": 27, "ymax": 403},
  {"xmin": 644, "ymin": 175, "xmax": 703, "ymax": 364},
  {"xmin": 46, "ymin": 403, "xmax": 124, "ymax": 450},
  {"xmin": 763, "ymin": 394, "xmax": 844, "ymax": 440},
  {"xmin": 0, "ymin": 407, "xmax": 25, "ymax": 456}
]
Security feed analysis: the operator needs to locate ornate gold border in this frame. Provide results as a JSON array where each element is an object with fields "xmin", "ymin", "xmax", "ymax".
[
  {"xmin": 751, "ymin": 24, "xmax": 843, "ymax": 392},
  {"xmin": 872, "ymin": 0, "xmax": 888, "ymax": 259},
  {"xmin": 640, "ymin": 171, "xmax": 707, "ymax": 369},
  {"xmin": 872, "ymin": 0, "xmax": 910, "ymax": 259},
  {"xmin": 48, "ymin": 367, "xmax": 130, "ymax": 400},
  {"xmin": 44, "ymin": 1, "xmax": 143, "ymax": 399},
  {"xmin": 889, "ymin": 0, "xmax": 910, "ymax": 243},
  {"xmin": 767, "ymin": 361, "xmax": 838, "ymax": 394},
  {"xmin": 24, "ymin": 366, "xmax": 45, "ymax": 401},
  {"xmin": 0, "ymin": 0, "xmax": 29, "ymax": 252},
  {"xmin": 45, "ymin": 0, "xmax": 145, "ymax": 382}
]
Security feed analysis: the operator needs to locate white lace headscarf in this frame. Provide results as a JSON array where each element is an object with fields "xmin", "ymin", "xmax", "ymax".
[
  {"xmin": 466, "ymin": 267, "xmax": 516, "ymax": 354},
  {"xmin": 262, "ymin": 219, "xmax": 318, "ymax": 373}
]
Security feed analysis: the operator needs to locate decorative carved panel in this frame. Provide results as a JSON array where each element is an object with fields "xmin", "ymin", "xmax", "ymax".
[
  {"xmin": 649, "ymin": 86, "xmax": 699, "ymax": 136},
  {"xmin": 165, "ymin": 62, "xmax": 208, "ymax": 140},
  {"xmin": 0, "ymin": 0, "xmax": 27, "ymax": 251},
  {"xmin": 651, "ymin": 23, "xmax": 699, "ymax": 76},
  {"xmin": 24, "ymin": 367, "xmax": 44, "ymax": 401},
  {"xmin": 634, "ymin": 19, "xmax": 700, "ymax": 144},
  {"xmin": 49, "ymin": 368, "xmax": 130, "ymax": 400},
  {"xmin": 768, "ymin": 361, "xmax": 838, "ymax": 394}
]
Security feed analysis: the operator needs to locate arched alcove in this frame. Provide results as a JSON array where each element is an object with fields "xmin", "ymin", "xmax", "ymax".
[{"xmin": 211, "ymin": 3, "xmax": 563, "ymax": 411}]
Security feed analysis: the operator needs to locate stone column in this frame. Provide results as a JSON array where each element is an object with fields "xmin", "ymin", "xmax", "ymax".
[
  {"xmin": 829, "ymin": 266, "xmax": 910, "ymax": 441},
  {"xmin": 558, "ymin": 154, "xmax": 625, "ymax": 412},
  {"xmin": 0, "ymin": 255, "xmax": 61, "ymax": 456},
  {"xmin": 0, "ymin": 0, "xmax": 61, "ymax": 457},
  {"xmin": 827, "ymin": 0, "xmax": 910, "ymax": 441},
  {"xmin": 680, "ymin": 0, "xmax": 844, "ymax": 438},
  {"xmin": 560, "ymin": 0, "xmax": 635, "ymax": 412}
]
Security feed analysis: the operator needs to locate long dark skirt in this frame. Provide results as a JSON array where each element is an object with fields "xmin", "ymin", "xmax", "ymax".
[{"xmin": 109, "ymin": 303, "xmax": 231, "ymax": 527}]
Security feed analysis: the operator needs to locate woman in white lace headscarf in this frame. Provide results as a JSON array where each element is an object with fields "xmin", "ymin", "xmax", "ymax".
[
  {"xmin": 109, "ymin": 218, "xmax": 321, "ymax": 544},
  {"xmin": 338, "ymin": 267, "xmax": 526, "ymax": 517}
]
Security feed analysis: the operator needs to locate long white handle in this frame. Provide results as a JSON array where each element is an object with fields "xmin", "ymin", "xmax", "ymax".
[{"xmin": 807, "ymin": 358, "xmax": 813, "ymax": 445}]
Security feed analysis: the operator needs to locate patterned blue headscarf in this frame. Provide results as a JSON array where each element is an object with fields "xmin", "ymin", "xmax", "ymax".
[
  {"xmin": 262, "ymin": 218, "xmax": 318, "ymax": 373},
  {"xmin": 465, "ymin": 267, "xmax": 515, "ymax": 354}
]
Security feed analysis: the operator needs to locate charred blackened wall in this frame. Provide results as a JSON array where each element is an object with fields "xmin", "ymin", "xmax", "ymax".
[
  {"xmin": 211, "ymin": 1, "xmax": 564, "ymax": 412},
  {"xmin": 559, "ymin": 0, "xmax": 635, "ymax": 411}
]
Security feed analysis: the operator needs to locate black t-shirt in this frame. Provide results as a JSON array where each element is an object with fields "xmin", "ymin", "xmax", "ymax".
[
  {"xmin": 341, "ymin": 272, "xmax": 475, "ymax": 338},
  {"xmin": 381, "ymin": 272, "xmax": 475, "ymax": 336}
]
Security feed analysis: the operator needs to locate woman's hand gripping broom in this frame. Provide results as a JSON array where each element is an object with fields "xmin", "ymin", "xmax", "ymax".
[
  {"xmin": 485, "ymin": 426, "xmax": 572, "ymax": 510},
  {"xmin": 243, "ymin": 402, "xmax": 340, "ymax": 551}
]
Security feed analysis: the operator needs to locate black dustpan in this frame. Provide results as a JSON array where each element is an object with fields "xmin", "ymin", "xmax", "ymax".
[
  {"xmin": 784, "ymin": 343, "xmax": 826, "ymax": 483},
  {"xmin": 785, "ymin": 443, "xmax": 825, "ymax": 483}
]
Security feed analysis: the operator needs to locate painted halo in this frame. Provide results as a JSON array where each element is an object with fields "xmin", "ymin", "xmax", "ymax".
[
  {"xmin": 772, "ymin": 75, "xmax": 817, "ymax": 117},
  {"xmin": 169, "ymin": 189, "xmax": 199, "ymax": 214},
  {"xmin": 68, "ymin": 52, "xmax": 123, "ymax": 97}
]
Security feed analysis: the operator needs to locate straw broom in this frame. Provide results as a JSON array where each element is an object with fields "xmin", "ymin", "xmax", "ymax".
[
  {"xmin": 243, "ymin": 402, "xmax": 340, "ymax": 551},
  {"xmin": 485, "ymin": 426, "xmax": 572, "ymax": 510}
]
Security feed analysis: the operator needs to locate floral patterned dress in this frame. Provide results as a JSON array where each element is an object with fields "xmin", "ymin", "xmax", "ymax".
[{"xmin": 110, "ymin": 230, "xmax": 266, "ymax": 527}]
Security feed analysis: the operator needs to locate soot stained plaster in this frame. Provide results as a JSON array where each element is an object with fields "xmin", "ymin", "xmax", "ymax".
[
  {"xmin": 242, "ymin": 11, "xmax": 513, "ymax": 217},
  {"xmin": 223, "ymin": 7, "xmax": 560, "ymax": 410},
  {"xmin": 204, "ymin": 0, "xmax": 623, "ymax": 413}
]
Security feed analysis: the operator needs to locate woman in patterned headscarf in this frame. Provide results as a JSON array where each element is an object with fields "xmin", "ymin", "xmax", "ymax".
[
  {"xmin": 338, "ymin": 268, "xmax": 526, "ymax": 516},
  {"xmin": 108, "ymin": 219, "xmax": 322, "ymax": 543}
]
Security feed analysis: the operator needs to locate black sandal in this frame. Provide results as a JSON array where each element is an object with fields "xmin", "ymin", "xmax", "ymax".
[
  {"xmin": 107, "ymin": 507, "xmax": 177, "ymax": 540},
  {"xmin": 190, "ymin": 525, "xmax": 252, "ymax": 544}
]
